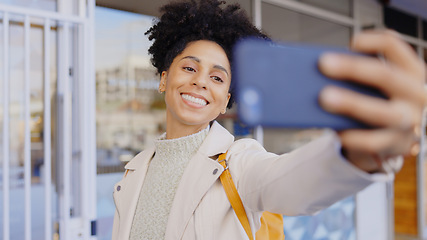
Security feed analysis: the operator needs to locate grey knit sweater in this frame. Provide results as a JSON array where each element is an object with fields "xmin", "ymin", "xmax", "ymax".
[{"xmin": 129, "ymin": 127, "xmax": 209, "ymax": 240}]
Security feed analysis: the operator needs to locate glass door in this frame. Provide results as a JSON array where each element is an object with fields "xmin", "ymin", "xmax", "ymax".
[
  {"xmin": 94, "ymin": 7, "xmax": 165, "ymax": 240},
  {"xmin": 0, "ymin": 1, "xmax": 96, "ymax": 239}
]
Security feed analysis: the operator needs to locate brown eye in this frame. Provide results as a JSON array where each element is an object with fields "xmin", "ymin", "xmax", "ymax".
[
  {"xmin": 184, "ymin": 67, "xmax": 195, "ymax": 72},
  {"xmin": 211, "ymin": 76, "xmax": 223, "ymax": 82}
]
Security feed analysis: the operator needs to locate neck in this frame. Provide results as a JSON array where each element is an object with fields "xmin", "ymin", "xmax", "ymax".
[{"xmin": 166, "ymin": 115, "xmax": 209, "ymax": 140}]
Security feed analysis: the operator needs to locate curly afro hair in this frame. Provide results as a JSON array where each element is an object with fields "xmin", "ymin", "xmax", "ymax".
[{"xmin": 146, "ymin": 0, "xmax": 269, "ymax": 108}]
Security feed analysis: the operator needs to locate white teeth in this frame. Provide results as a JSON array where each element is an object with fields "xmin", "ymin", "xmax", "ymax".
[{"xmin": 181, "ymin": 94, "xmax": 208, "ymax": 106}]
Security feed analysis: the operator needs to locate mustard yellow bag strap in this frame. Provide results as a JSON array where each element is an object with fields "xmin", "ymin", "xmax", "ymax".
[{"xmin": 218, "ymin": 152, "xmax": 254, "ymax": 240}]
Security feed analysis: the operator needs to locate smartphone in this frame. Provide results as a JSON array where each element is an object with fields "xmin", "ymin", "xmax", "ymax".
[{"xmin": 233, "ymin": 38, "xmax": 386, "ymax": 129}]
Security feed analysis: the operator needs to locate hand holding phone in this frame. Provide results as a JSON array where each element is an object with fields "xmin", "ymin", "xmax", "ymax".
[{"xmin": 233, "ymin": 38, "xmax": 386, "ymax": 129}]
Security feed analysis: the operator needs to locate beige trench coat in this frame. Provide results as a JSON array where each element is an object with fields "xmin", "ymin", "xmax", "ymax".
[{"xmin": 112, "ymin": 121, "xmax": 391, "ymax": 240}]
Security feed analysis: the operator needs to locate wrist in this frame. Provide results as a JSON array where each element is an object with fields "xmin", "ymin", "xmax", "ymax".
[{"xmin": 341, "ymin": 148, "xmax": 403, "ymax": 174}]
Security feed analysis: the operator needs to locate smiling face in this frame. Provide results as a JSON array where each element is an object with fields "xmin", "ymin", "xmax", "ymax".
[{"xmin": 159, "ymin": 40, "xmax": 231, "ymax": 138}]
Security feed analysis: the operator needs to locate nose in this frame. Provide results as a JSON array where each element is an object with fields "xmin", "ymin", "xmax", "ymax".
[{"xmin": 191, "ymin": 73, "xmax": 208, "ymax": 90}]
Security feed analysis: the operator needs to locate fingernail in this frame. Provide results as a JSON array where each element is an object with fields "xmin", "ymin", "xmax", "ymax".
[{"xmin": 319, "ymin": 86, "xmax": 343, "ymax": 112}]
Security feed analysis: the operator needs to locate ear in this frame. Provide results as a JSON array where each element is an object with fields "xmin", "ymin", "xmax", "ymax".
[
  {"xmin": 221, "ymin": 93, "xmax": 231, "ymax": 114},
  {"xmin": 159, "ymin": 71, "xmax": 167, "ymax": 92},
  {"xmin": 224, "ymin": 92, "xmax": 231, "ymax": 109}
]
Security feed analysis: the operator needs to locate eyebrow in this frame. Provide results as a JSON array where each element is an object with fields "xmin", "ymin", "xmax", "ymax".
[{"xmin": 180, "ymin": 55, "xmax": 229, "ymax": 77}]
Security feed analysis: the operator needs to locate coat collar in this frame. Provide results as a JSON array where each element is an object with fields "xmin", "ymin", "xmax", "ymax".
[
  {"xmin": 124, "ymin": 120, "xmax": 234, "ymax": 169},
  {"xmin": 124, "ymin": 145, "xmax": 155, "ymax": 170},
  {"xmin": 165, "ymin": 121, "xmax": 235, "ymax": 239},
  {"xmin": 113, "ymin": 146, "xmax": 155, "ymax": 240},
  {"xmin": 198, "ymin": 121, "xmax": 235, "ymax": 157},
  {"xmin": 115, "ymin": 121, "xmax": 235, "ymax": 240}
]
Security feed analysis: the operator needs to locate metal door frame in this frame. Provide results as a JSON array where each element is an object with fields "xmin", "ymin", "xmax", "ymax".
[{"xmin": 0, "ymin": 0, "xmax": 96, "ymax": 239}]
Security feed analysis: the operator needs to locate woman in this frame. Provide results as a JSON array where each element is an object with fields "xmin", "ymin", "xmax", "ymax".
[{"xmin": 112, "ymin": 0, "xmax": 426, "ymax": 239}]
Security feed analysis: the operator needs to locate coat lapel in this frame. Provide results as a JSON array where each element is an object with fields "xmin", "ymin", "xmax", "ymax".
[
  {"xmin": 113, "ymin": 145, "xmax": 155, "ymax": 240},
  {"xmin": 165, "ymin": 121, "xmax": 235, "ymax": 239}
]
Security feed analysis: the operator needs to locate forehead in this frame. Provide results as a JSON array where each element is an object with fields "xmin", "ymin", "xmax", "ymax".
[{"xmin": 177, "ymin": 40, "xmax": 231, "ymax": 69}]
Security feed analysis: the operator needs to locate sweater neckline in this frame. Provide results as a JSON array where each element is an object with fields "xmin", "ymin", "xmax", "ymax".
[{"xmin": 154, "ymin": 126, "xmax": 209, "ymax": 161}]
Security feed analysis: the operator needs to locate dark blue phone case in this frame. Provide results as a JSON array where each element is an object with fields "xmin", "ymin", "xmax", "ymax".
[{"xmin": 233, "ymin": 38, "xmax": 386, "ymax": 129}]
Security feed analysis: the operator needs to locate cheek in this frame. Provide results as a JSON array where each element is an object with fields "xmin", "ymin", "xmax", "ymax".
[
  {"xmin": 167, "ymin": 72, "xmax": 188, "ymax": 89},
  {"xmin": 164, "ymin": 82, "xmax": 177, "ymax": 103},
  {"xmin": 216, "ymin": 89, "xmax": 230, "ymax": 104}
]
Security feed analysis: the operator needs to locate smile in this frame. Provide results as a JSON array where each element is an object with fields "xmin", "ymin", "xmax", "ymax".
[{"xmin": 181, "ymin": 94, "xmax": 208, "ymax": 106}]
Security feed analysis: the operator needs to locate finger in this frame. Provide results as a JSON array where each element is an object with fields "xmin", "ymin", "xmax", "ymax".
[
  {"xmin": 319, "ymin": 53, "xmax": 426, "ymax": 104},
  {"xmin": 319, "ymin": 86, "xmax": 420, "ymax": 129},
  {"xmin": 351, "ymin": 30, "xmax": 425, "ymax": 80},
  {"xmin": 343, "ymin": 150, "xmax": 382, "ymax": 172},
  {"xmin": 339, "ymin": 128, "xmax": 414, "ymax": 156}
]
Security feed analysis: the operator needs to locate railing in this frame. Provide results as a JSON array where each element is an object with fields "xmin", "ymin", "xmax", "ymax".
[{"xmin": 0, "ymin": 1, "xmax": 96, "ymax": 239}]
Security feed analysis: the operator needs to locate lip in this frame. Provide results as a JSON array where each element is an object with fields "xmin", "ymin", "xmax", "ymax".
[{"xmin": 180, "ymin": 92, "xmax": 210, "ymax": 107}]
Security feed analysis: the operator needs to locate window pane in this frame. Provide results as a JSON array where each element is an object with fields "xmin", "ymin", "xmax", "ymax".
[
  {"xmin": 424, "ymin": 48, "xmax": 427, "ymax": 63},
  {"xmin": 225, "ymin": 0, "xmax": 253, "ymax": 20},
  {"xmin": 0, "ymin": 0, "xmax": 83, "ymax": 15},
  {"xmin": 425, "ymin": 159, "xmax": 427, "ymax": 234},
  {"xmin": 28, "ymin": 18, "xmax": 59, "ymax": 239},
  {"xmin": 0, "ymin": 12, "xmax": 4, "ymax": 239},
  {"xmin": 262, "ymin": 2, "xmax": 351, "ymax": 47},
  {"xmin": 0, "ymin": 16, "xmax": 59, "ymax": 239},
  {"xmin": 423, "ymin": 19, "xmax": 427, "ymax": 41},
  {"xmin": 424, "ymin": 48, "xmax": 427, "ymax": 83},
  {"xmin": 0, "ymin": 0, "xmax": 57, "ymax": 12},
  {"xmin": 297, "ymin": 0, "xmax": 352, "ymax": 16},
  {"xmin": 383, "ymin": 6, "xmax": 417, "ymax": 38},
  {"xmin": 8, "ymin": 18, "xmax": 26, "ymax": 240},
  {"xmin": 423, "ymin": 111, "xmax": 427, "ymax": 230},
  {"xmin": 95, "ymin": 7, "xmax": 163, "ymax": 240}
]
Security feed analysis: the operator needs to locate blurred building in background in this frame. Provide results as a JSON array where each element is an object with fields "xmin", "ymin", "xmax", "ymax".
[{"xmin": 0, "ymin": 0, "xmax": 426, "ymax": 239}]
